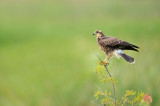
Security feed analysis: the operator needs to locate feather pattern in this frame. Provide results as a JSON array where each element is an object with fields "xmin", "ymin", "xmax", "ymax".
[{"xmin": 98, "ymin": 37, "xmax": 139, "ymax": 52}]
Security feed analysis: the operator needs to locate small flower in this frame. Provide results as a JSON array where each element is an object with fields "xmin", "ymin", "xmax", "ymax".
[
  {"xmin": 108, "ymin": 92, "xmax": 112, "ymax": 96},
  {"xmin": 144, "ymin": 93, "xmax": 152, "ymax": 104},
  {"xmin": 101, "ymin": 73, "xmax": 106, "ymax": 77},
  {"xmin": 126, "ymin": 90, "xmax": 136, "ymax": 96},
  {"xmin": 94, "ymin": 90, "xmax": 102, "ymax": 100},
  {"xmin": 104, "ymin": 90, "xmax": 108, "ymax": 95},
  {"xmin": 101, "ymin": 78, "xmax": 106, "ymax": 83}
]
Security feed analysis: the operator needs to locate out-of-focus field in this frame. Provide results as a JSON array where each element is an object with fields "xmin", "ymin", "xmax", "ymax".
[{"xmin": 0, "ymin": 0, "xmax": 160, "ymax": 106}]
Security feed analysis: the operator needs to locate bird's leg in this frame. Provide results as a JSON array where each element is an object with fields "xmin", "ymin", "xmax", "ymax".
[
  {"xmin": 104, "ymin": 58, "xmax": 109, "ymax": 65},
  {"xmin": 99, "ymin": 56, "xmax": 110, "ymax": 66}
]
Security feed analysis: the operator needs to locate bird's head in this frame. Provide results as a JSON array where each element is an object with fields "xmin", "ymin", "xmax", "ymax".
[{"xmin": 92, "ymin": 30, "xmax": 104, "ymax": 37}]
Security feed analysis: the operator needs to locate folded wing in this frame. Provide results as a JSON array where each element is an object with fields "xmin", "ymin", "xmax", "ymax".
[{"xmin": 99, "ymin": 37, "xmax": 139, "ymax": 52}]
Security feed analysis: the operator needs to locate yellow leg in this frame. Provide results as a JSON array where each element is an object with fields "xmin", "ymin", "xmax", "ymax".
[
  {"xmin": 99, "ymin": 61, "xmax": 109, "ymax": 66},
  {"xmin": 104, "ymin": 60, "xmax": 109, "ymax": 65},
  {"xmin": 99, "ymin": 57, "xmax": 110, "ymax": 66}
]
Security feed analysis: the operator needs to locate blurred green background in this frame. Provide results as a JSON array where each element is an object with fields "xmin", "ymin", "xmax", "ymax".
[{"xmin": 0, "ymin": 0, "xmax": 160, "ymax": 106}]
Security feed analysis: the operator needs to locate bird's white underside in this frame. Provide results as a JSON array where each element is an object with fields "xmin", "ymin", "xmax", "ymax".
[
  {"xmin": 114, "ymin": 49, "xmax": 135, "ymax": 64},
  {"xmin": 114, "ymin": 49, "xmax": 124, "ymax": 59}
]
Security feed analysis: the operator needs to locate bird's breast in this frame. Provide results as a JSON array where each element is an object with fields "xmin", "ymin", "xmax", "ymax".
[
  {"xmin": 98, "ymin": 42, "xmax": 110, "ymax": 53},
  {"xmin": 97, "ymin": 40, "xmax": 113, "ymax": 55}
]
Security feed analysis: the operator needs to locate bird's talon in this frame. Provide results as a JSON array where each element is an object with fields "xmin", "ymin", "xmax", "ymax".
[
  {"xmin": 104, "ymin": 61, "xmax": 109, "ymax": 65},
  {"xmin": 99, "ymin": 61, "xmax": 109, "ymax": 66}
]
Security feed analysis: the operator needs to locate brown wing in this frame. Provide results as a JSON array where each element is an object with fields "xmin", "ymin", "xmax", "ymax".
[{"xmin": 99, "ymin": 37, "xmax": 139, "ymax": 51}]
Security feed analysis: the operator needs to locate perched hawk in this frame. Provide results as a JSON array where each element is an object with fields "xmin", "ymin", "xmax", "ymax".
[{"xmin": 93, "ymin": 30, "xmax": 139, "ymax": 64}]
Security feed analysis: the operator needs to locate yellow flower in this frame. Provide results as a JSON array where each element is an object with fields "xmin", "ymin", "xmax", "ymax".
[{"xmin": 101, "ymin": 78, "xmax": 106, "ymax": 83}]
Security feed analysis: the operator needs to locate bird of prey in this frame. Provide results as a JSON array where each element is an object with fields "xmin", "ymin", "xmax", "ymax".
[{"xmin": 93, "ymin": 30, "xmax": 139, "ymax": 65}]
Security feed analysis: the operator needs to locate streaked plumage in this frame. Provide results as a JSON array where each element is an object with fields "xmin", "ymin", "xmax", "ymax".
[{"xmin": 93, "ymin": 30, "xmax": 139, "ymax": 64}]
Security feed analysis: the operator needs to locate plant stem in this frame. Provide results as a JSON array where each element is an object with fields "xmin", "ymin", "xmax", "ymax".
[
  {"xmin": 96, "ymin": 54, "xmax": 117, "ymax": 106},
  {"xmin": 104, "ymin": 65, "xmax": 117, "ymax": 106}
]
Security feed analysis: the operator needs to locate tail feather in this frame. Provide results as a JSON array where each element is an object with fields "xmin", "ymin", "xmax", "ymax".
[
  {"xmin": 120, "ymin": 53, "xmax": 135, "ymax": 63},
  {"xmin": 129, "ymin": 44, "xmax": 139, "ymax": 48},
  {"xmin": 122, "ymin": 46, "xmax": 139, "ymax": 52}
]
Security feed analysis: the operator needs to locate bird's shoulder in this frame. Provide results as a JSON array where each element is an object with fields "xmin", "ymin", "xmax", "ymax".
[{"xmin": 99, "ymin": 36, "xmax": 122, "ymax": 44}]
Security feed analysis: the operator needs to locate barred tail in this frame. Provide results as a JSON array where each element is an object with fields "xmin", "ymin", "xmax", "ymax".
[{"xmin": 120, "ymin": 53, "xmax": 135, "ymax": 64}]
